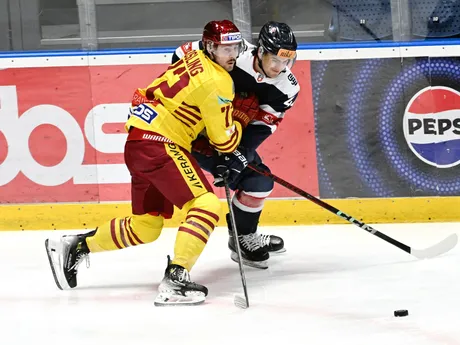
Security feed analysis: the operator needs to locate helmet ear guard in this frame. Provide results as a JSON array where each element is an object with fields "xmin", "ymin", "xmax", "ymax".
[
  {"xmin": 205, "ymin": 40, "xmax": 215, "ymax": 55},
  {"xmin": 257, "ymin": 45, "xmax": 264, "ymax": 60}
]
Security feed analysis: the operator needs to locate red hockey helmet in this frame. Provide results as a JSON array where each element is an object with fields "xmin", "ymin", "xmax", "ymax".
[{"xmin": 202, "ymin": 20, "xmax": 243, "ymax": 46}]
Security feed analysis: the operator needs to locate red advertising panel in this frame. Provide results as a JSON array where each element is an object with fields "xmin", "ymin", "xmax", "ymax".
[{"xmin": 0, "ymin": 60, "xmax": 317, "ymax": 203}]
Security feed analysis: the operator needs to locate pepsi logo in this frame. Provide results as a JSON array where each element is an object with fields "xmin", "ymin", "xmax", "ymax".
[{"xmin": 403, "ymin": 86, "xmax": 460, "ymax": 168}]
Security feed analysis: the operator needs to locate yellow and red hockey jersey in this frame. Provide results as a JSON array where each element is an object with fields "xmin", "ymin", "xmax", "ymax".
[{"xmin": 126, "ymin": 49, "xmax": 242, "ymax": 153}]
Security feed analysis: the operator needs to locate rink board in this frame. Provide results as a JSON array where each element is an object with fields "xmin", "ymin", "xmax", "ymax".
[
  {"xmin": 2, "ymin": 196, "xmax": 460, "ymax": 231},
  {"xmin": 3, "ymin": 42, "xmax": 460, "ymax": 230}
]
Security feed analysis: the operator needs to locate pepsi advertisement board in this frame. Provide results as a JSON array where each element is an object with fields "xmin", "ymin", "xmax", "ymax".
[{"xmin": 312, "ymin": 57, "xmax": 460, "ymax": 198}]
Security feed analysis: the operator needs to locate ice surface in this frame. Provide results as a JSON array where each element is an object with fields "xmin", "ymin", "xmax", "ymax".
[{"xmin": 1, "ymin": 222, "xmax": 460, "ymax": 345}]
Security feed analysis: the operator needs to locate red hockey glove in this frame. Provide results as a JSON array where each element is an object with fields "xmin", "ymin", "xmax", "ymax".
[
  {"xmin": 232, "ymin": 92, "xmax": 259, "ymax": 128},
  {"xmin": 191, "ymin": 136, "xmax": 214, "ymax": 157}
]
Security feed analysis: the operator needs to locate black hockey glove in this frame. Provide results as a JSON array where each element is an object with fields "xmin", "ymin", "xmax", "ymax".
[{"xmin": 212, "ymin": 149, "xmax": 248, "ymax": 187}]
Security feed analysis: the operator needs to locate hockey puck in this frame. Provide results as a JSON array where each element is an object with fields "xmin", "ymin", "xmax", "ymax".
[{"xmin": 394, "ymin": 309, "xmax": 409, "ymax": 317}]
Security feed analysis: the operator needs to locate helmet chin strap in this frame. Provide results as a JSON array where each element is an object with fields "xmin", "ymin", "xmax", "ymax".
[
  {"xmin": 257, "ymin": 47, "xmax": 271, "ymax": 78},
  {"xmin": 257, "ymin": 57, "xmax": 270, "ymax": 77}
]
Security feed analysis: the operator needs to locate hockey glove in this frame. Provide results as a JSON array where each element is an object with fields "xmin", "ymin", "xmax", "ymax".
[
  {"xmin": 212, "ymin": 150, "xmax": 248, "ymax": 187},
  {"xmin": 232, "ymin": 92, "xmax": 260, "ymax": 128},
  {"xmin": 191, "ymin": 136, "xmax": 214, "ymax": 157}
]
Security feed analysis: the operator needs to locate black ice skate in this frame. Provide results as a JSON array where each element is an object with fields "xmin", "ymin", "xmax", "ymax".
[
  {"xmin": 228, "ymin": 232, "xmax": 270, "ymax": 269},
  {"xmin": 155, "ymin": 256, "xmax": 208, "ymax": 307},
  {"xmin": 260, "ymin": 233, "xmax": 286, "ymax": 254},
  {"xmin": 225, "ymin": 212, "xmax": 286, "ymax": 259},
  {"xmin": 45, "ymin": 231, "xmax": 93, "ymax": 290}
]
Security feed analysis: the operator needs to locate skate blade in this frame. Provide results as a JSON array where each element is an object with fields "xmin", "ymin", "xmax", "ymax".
[
  {"xmin": 154, "ymin": 292, "xmax": 205, "ymax": 307},
  {"xmin": 230, "ymin": 252, "xmax": 268, "ymax": 269},
  {"xmin": 44, "ymin": 239, "xmax": 70, "ymax": 290}
]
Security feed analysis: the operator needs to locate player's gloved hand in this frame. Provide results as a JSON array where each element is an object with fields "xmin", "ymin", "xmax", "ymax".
[
  {"xmin": 191, "ymin": 136, "xmax": 213, "ymax": 157},
  {"xmin": 212, "ymin": 149, "xmax": 248, "ymax": 187},
  {"xmin": 232, "ymin": 92, "xmax": 259, "ymax": 128}
]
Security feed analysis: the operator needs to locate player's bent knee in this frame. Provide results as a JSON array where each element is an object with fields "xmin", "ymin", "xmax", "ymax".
[
  {"xmin": 182, "ymin": 192, "xmax": 222, "ymax": 235},
  {"xmin": 266, "ymin": 177, "xmax": 275, "ymax": 191},
  {"xmin": 173, "ymin": 192, "xmax": 221, "ymax": 270},
  {"xmin": 129, "ymin": 213, "xmax": 164, "ymax": 244},
  {"xmin": 189, "ymin": 192, "xmax": 222, "ymax": 219},
  {"xmin": 258, "ymin": 174, "xmax": 274, "ymax": 192}
]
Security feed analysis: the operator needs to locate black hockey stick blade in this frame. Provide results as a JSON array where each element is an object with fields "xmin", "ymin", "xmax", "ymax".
[{"xmin": 248, "ymin": 164, "xmax": 458, "ymax": 260}]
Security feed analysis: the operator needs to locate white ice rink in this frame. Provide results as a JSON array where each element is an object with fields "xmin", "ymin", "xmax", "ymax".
[{"xmin": 2, "ymin": 222, "xmax": 460, "ymax": 345}]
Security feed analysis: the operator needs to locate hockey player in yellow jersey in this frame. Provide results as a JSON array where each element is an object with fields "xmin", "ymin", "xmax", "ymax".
[
  {"xmin": 44, "ymin": 20, "xmax": 259, "ymax": 306},
  {"xmin": 126, "ymin": 40, "xmax": 242, "ymax": 153}
]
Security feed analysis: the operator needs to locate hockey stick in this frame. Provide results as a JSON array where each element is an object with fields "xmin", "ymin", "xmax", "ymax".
[
  {"xmin": 223, "ymin": 175, "xmax": 250, "ymax": 309},
  {"xmin": 248, "ymin": 164, "xmax": 458, "ymax": 259}
]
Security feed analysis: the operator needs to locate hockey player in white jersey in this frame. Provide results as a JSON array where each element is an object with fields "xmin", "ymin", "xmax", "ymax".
[{"xmin": 173, "ymin": 21, "xmax": 300, "ymax": 269}]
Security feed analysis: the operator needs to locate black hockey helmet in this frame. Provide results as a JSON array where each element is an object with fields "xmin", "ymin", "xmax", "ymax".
[{"xmin": 258, "ymin": 21, "xmax": 297, "ymax": 59}]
